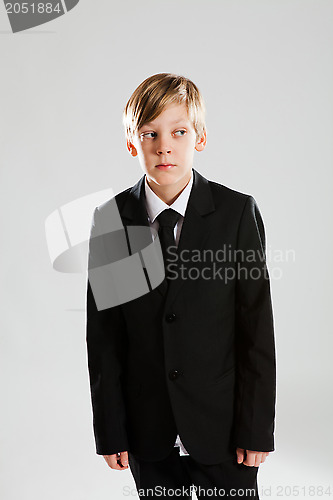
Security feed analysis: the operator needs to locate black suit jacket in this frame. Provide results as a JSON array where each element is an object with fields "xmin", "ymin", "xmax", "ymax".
[{"xmin": 86, "ymin": 168, "xmax": 276, "ymax": 465}]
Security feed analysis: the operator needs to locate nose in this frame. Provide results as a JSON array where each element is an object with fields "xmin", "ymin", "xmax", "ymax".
[
  {"xmin": 156, "ymin": 136, "xmax": 171, "ymax": 155},
  {"xmin": 157, "ymin": 146, "xmax": 171, "ymax": 155}
]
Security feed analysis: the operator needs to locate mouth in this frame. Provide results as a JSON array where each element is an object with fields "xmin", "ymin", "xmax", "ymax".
[{"xmin": 155, "ymin": 164, "xmax": 176, "ymax": 169}]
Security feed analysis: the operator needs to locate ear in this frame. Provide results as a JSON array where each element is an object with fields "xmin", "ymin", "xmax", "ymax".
[
  {"xmin": 126, "ymin": 139, "xmax": 138, "ymax": 157},
  {"xmin": 195, "ymin": 130, "xmax": 207, "ymax": 152}
]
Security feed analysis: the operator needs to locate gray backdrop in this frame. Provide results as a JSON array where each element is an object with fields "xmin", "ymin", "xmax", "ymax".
[{"xmin": 1, "ymin": 1, "xmax": 332, "ymax": 499}]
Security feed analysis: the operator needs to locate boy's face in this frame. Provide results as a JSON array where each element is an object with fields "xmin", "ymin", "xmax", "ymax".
[{"xmin": 127, "ymin": 102, "xmax": 206, "ymax": 193}]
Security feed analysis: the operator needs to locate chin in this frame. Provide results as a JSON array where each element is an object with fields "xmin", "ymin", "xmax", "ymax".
[
  {"xmin": 148, "ymin": 169, "xmax": 174, "ymax": 180},
  {"xmin": 155, "ymin": 172, "xmax": 181, "ymax": 184}
]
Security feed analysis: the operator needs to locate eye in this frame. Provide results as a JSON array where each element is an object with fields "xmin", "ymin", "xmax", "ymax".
[
  {"xmin": 141, "ymin": 132, "xmax": 156, "ymax": 139},
  {"xmin": 174, "ymin": 129, "xmax": 186, "ymax": 136}
]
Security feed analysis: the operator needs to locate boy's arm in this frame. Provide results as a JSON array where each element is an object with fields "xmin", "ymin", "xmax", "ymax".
[
  {"xmin": 234, "ymin": 195, "xmax": 276, "ymax": 453},
  {"xmin": 86, "ymin": 207, "xmax": 129, "ymax": 456}
]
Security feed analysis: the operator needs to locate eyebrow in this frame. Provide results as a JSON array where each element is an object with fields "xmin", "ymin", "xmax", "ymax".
[{"xmin": 141, "ymin": 118, "xmax": 188, "ymax": 127}]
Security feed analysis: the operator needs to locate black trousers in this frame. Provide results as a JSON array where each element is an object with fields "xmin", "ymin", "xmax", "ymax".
[{"xmin": 128, "ymin": 447, "xmax": 259, "ymax": 499}]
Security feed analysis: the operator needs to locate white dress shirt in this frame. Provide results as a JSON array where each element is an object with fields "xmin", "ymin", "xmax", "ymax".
[{"xmin": 144, "ymin": 169, "xmax": 194, "ymax": 456}]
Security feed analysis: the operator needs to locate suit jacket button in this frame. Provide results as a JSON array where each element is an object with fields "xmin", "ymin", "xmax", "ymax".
[
  {"xmin": 166, "ymin": 313, "xmax": 176, "ymax": 323},
  {"xmin": 169, "ymin": 370, "xmax": 180, "ymax": 381}
]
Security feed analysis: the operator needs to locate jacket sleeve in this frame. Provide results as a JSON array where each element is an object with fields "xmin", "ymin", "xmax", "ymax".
[
  {"xmin": 233, "ymin": 195, "xmax": 276, "ymax": 452},
  {"xmin": 86, "ymin": 207, "xmax": 129, "ymax": 455}
]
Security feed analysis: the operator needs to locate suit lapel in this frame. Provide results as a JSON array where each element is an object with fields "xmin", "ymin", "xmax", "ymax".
[
  {"xmin": 121, "ymin": 174, "xmax": 168, "ymax": 297},
  {"xmin": 164, "ymin": 169, "xmax": 216, "ymax": 308},
  {"xmin": 121, "ymin": 174, "xmax": 149, "ymax": 227},
  {"xmin": 120, "ymin": 168, "xmax": 216, "ymax": 302}
]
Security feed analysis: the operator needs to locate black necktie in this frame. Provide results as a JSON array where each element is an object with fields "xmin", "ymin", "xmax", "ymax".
[{"xmin": 156, "ymin": 209, "xmax": 181, "ymax": 283}]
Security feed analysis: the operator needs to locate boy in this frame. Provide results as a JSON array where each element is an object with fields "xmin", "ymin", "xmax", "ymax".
[{"xmin": 86, "ymin": 73, "xmax": 276, "ymax": 499}]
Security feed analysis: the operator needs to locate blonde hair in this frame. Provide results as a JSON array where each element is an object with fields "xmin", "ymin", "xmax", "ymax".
[{"xmin": 122, "ymin": 73, "xmax": 206, "ymax": 143}]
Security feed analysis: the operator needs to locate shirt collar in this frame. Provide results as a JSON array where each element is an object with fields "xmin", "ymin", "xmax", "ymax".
[{"xmin": 144, "ymin": 169, "xmax": 194, "ymax": 224}]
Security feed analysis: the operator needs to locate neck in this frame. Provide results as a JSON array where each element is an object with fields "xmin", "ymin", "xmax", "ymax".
[{"xmin": 146, "ymin": 171, "xmax": 192, "ymax": 205}]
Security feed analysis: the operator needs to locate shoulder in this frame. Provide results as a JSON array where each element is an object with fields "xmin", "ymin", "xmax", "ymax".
[
  {"xmin": 88, "ymin": 185, "xmax": 134, "ymax": 234},
  {"xmin": 95, "ymin": 185, "xmax": 132, "ymax": 214},
  {"xmin": 205, "ymin": 177, "xmax": 266, "ymax": 247},
  {"xmin": 208, "ymin": 178, "xmax": 250, "ymax": 200},
  {"xmin": 205, "ymin": 176, "xmax": 255, "ymax": 214}
]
